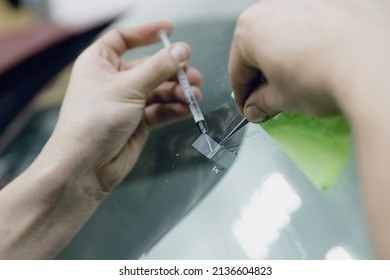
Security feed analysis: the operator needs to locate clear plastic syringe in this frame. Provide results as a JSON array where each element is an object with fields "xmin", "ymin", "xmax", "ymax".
[{"xmin": 159, "ymin": 29, "xmax": 209, "ymax": 135}]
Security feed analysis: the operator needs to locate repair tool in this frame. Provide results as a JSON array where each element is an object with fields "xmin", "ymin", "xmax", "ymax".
[
  {"xmin": 220, "ymin": 118, "xmax": 249, "ymax": 145},
  {"xmin": 159, "ymin": 29, "xmax": 209, "ymax": 135}
]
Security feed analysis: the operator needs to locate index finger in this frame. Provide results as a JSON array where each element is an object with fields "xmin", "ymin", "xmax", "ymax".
[{"xmin": 96, "ymin": 20, "xmax": 173, "ymax": 56}]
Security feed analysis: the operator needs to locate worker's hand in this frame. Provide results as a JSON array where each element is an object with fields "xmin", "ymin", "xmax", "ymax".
[
  {"xmin": 229, "ymin": 0, "xmax": 390, "ymax": 122},
  {"xmin": 229, "ymin": 0, "xmax": 390, "ymax": 259},
  {"xmin": 43, "ymin": 21, "xmax": 202, "ymax": 199}
]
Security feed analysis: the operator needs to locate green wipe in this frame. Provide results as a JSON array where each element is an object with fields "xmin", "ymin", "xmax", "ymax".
[{"xmin": 260, "ymin": 112, "xmax": 350, "ymax": 189}]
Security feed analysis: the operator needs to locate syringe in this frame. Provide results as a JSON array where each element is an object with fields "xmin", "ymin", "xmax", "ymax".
[{"xmin": 158, "ymin": 29, "xmax": 209, "ymax": 135}]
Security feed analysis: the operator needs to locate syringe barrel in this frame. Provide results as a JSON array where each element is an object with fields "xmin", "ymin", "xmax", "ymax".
[
  {"xmin": 177, "ymin": 70, "xmax": 205, "ymax": 123},
  {"xmin": 159, "ymin": 29, "xmax": 209, "ymax": 134}
]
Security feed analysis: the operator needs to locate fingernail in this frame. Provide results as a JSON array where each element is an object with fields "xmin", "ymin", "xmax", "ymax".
[
  {"xmin": 244, "ymin": 105, "xmax": 267, "ymax": 122},
  {"xmin": 170, "ymin": 43, "xmax": 189, "ymax": 63}
]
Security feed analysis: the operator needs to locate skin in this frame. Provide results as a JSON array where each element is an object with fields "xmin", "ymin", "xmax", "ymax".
[
  {"xmin": 229, "ymin": 0, "xmax": 390, "ymax": 259},
  {"xmin": 0, "ymin": 21, "xmax": 203, "ymax": 259}
]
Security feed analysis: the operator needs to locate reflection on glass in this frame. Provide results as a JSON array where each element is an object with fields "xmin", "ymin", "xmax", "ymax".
[
  {"xmin": 232, "ymin": 172, "xmax": 302, "ymax": 259},
  {"xmin": 325, "ymin": 246, "xmax": 354, "ymax": 260}
]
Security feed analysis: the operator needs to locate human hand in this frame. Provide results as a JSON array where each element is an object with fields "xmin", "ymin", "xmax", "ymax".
[
  {"xmin": 229, "ymin": 0, "xmax": 390, "ymax": 122},
  {"xmin": 43, "ymin": 21, "xmax": 202, "ymax": 198},
  {"xmin": 0, "ymin": 21, "xmax": 204, "ymax": 259},
  {"xmin": 229, "ymin": 0, "xmax": 390, "ymax": 259}
]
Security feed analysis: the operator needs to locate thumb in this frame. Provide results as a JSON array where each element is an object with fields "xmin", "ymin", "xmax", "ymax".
[
  {"xmin": 243, "ymin": 84, "xmax": 285, "ymax": 122},
  {"xmin": 122, "ymin": 42, "xmax": 191, "ymax": 95}
]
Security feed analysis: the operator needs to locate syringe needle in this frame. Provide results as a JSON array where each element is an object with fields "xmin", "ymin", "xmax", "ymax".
[{"xmin": 158, "ymin": 29, "xmax": 209, "ymax": 135}]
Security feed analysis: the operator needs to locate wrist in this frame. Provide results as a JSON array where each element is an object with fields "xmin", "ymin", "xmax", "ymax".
[
  {"xmin": 0, "ymin": 143, "xmax": 103, "ymax": 259},
  {"xmin": 35, "ymin": 132, "xmax": 108, "ymax": 203}
]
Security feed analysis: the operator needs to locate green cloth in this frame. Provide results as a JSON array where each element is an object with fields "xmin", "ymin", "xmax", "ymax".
[{"xmin": 260, "ymin": 112, "xmax": 351, "ymax": 189}]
